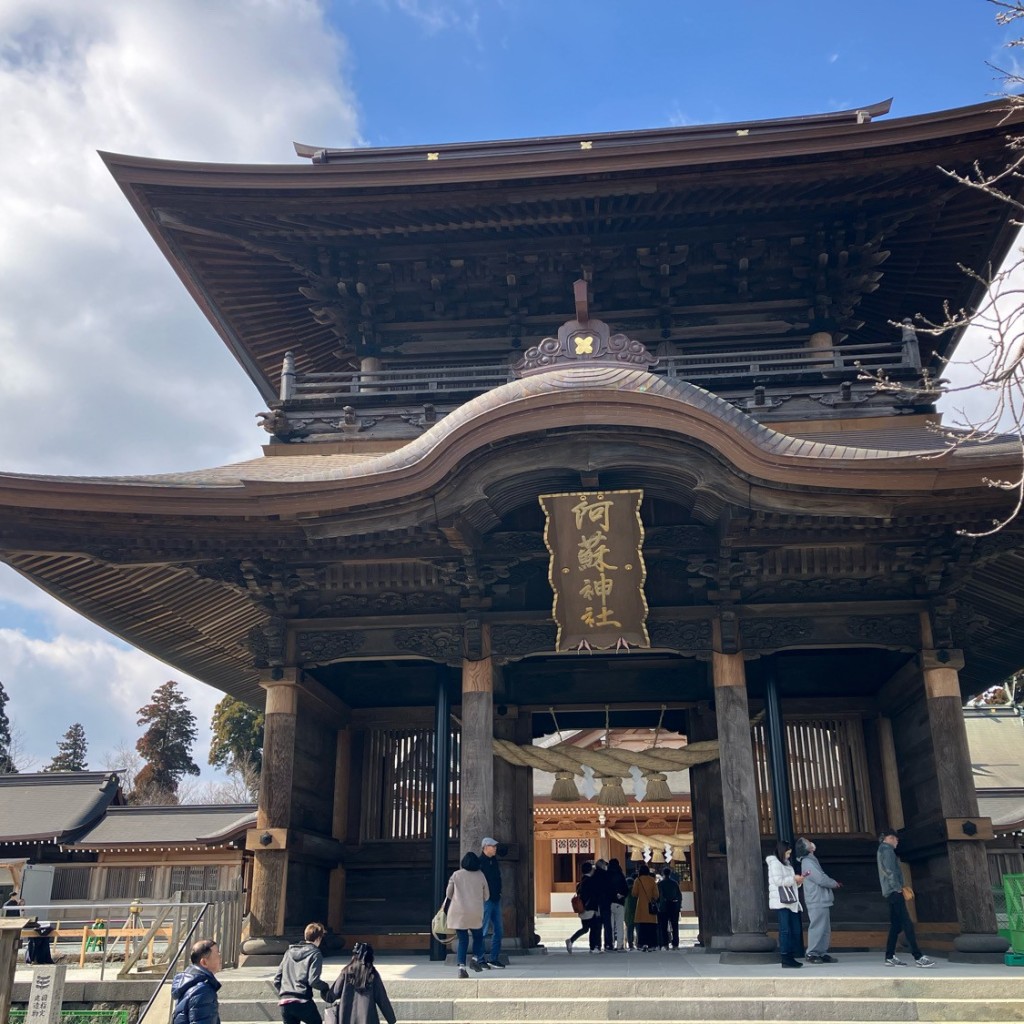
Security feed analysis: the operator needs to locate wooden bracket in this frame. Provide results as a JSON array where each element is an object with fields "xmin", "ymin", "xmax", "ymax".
[{"xmin": 247, "ymin": 827, "xmax": 288, "ymax": 852}]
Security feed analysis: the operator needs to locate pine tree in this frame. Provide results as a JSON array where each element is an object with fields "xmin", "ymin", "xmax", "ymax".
[
  {"xmin": 209, "ymin": 696, "xmax": 264, "ymax": 776},
  {"xmin": 0, "ymin": 682, "xmax": 14, "ymax": 774},
  {"xmin": 45, "ymin": 722, "xmax": 88, "ymax": 772},
  {"xmin": 135, "ymin": 680, "xmax": 199, "ymax": 801}
]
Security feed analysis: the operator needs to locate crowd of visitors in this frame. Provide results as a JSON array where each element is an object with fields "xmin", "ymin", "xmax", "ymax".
[{"xmin": 566, "ymin": 857, "xmax": 683, "ymax": 953}]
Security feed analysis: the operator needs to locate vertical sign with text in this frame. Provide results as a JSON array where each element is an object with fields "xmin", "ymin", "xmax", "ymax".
[
  {"xmin": 539, "ymin": 489, "xmax": 649, "ymax": 651},
  {"xmin": 26, "ymin": 964, "xmax": 65, "ymax": 1024}
]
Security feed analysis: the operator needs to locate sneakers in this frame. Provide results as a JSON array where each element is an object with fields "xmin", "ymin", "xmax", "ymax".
[
  {"xmin": 470, "ymin": 957, "xmax": 484, "ymax": 972},
  {"xmin": 488, "ymin": 960, "xmax": 506, "ymax": 969},
  {"xmin": 781, "ymin": 956, "xmax": 803, "ymax": 968},
  {"xmin": 915, "ymin": 955, "xmax": 936, "ymax": 968},
  {"xmin": 564, "ymin": 938, "xmax": 573, "ymax": 955},
  {"xmin": 457, "ymin": 965, "xmax": 469, "ymax": 979},
  {"xmin": 885, "ymin": 955, "xmax": 907, "ymax": 966},
  {"xmin": 807, "ymin": 954, "xmax": 837, "ymax": 964}
]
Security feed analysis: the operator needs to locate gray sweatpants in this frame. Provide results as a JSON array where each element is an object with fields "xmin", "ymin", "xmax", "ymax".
[{"xmin": 806, "ymin": 904, "xmax": 831, "ymax": 956}]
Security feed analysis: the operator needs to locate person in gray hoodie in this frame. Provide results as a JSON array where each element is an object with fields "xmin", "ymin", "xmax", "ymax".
[
  {"xmin": 274, "ymin": 922, "xmax": 333, "ymax": 1024},
  {"xmin": 794, "ymin": 837, "xmax": 841, "ymax": 963}
]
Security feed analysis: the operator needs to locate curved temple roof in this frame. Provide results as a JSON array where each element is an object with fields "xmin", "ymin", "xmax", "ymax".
[
  {"xmin": 5, "ymin": 99, "xmax": 1024, "ymax": 707},
  {"xmin": 100, "ymin": 98, "xmax": 1024, "ymax": 403},
  {"xmin": 1, "ymin": 366, "xmax": 1023, "ymax": 703}
]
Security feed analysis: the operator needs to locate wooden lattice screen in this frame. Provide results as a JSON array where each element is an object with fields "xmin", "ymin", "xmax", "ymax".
[
  {"xmin": 361, "ymin": 726, "xmax": 461, "ymax": 841},
  {"xmin": 752, "ymin": 716, "xmax": 875, "ymax": 836}
]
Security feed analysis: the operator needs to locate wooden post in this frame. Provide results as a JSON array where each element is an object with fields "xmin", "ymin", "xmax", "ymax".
[
  {"xmin": 712, "ymin": 650, "xmax": 773, "ymax": 956},
  {"xmin": 0, "ymin": 917, "xmax": 28, "ymax": 1024},
  {"xmin": 327, "ymin": 726, "xmax": 352, "ymax": 933},
  {"xmin": 430, "ymin": 666, "xmax": 452, "ymax": 962},
  {"xmin": 460, "ymin": 656, "xmax": 495, "ymax": 856},
  {"xmin": 493, "ymin": 702, "xmax": 534, "ymax": 950},
  {"xmin": 247, "ymin": 671, "xmax": 298, "ymax": 939},
  {"xmin": 688, "ymin": 702, "xmax": 731, "ymax": 949},
  {"xmin": 921, "ymin": 650, "xmax": 1008, "ymax": 959}
]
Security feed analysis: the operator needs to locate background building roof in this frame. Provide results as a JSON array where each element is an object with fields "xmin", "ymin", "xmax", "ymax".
[
  {"xmin": 0, "ymin": 772, "xmax": 121, "ymax": 843},
  {"xmin": 73, "ymin": 804, "xmax": 256, "ymax": 849},
  {"xmin": 966, "ymin": 707, "xmax": 1024, "ymax": 832}
]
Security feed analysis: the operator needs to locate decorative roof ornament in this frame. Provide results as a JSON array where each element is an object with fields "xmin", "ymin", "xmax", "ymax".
[{"xmin": 513, "ymin": 279, "xmax": 658, "ymax": 378}]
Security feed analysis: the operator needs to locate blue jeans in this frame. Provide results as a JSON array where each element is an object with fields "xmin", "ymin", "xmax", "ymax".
[
  {"xmin": 777, "ymin": 908, "xmax": 803, "ymax": 958},
  {"xmin": 455, "ymin": 927, "xmax": 484, "ymax": 966},
  {"xmin": 481, "ymin": 899, "xmax": 503, "ymax": 962}
]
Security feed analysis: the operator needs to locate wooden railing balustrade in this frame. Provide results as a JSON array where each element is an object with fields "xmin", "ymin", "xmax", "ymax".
[{"xmin": 278, "ymin": 339, "xmax": 917, "ymax": 405}]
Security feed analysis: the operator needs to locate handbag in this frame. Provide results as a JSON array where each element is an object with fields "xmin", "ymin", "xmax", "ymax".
[
  {"xmin": 648, "ymin": 898, "xmax": 660, "ymax": 915},
  {"xmin": 570, "ymin": 893, "xmax": 585, "ymax": 915},
  {"xmin": 431, "ymin": 903, "xmax": 455, "ymax": 944},
  {"xmin": 777, "ymin": 885, "xmax": 798, "ymax": 904}
]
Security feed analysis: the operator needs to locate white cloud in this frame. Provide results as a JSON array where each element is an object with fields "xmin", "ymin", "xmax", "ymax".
[
  {"xmin": 1, "ymin": 616, "xmax": 222, "ymax": 778},
  {"xmin": 0, "ymin": 0, "xmax": 360, "ymax": 775},
  {"xmin": 0, "ymin": 0, "xmax": 359, "ymax": 477}
]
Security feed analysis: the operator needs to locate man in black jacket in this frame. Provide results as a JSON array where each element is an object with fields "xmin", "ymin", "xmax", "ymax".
[{"xmin": 479, "ymin": 837, "xmax": 505, "ymax": 968}]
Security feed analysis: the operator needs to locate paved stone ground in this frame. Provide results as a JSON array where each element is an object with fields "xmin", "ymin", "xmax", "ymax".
[{"xmin": 13, "ymin": 948, "xmax": 1023, "ymax": 983}]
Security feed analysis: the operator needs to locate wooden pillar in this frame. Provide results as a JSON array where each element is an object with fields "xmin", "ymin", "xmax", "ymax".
[
  {"xmin": 493, "ymin": 702, "xmax": 534, "ymax": 949},
  {"xmin": 327, "ymin": 726, "xmax": 351, "ymax": 933},
  {"xmin": 688, "ymin": 700, "xmax": 731, "ymax": 948},
  {"xmin": 534, "ymin": 836, "xmax": 552, "ymax": 915},
  {"xmin": 712, "ymin": 650, "xmax": 773, "ymax": 955},
  {"xmin": 460, "ymin": 656, "xmax": 495, "ymax": 856},
  {"xmin": 247, "ymin": 671, "xmax": 298, "ymax": 939},
  {"xmin": 921, "ymin": 650, "xmax": 1007, "ymax": 958}
]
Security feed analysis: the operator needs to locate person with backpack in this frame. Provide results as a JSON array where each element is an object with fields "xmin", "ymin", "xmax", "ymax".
[
  {"xmin": 324, "ymin": 942, "xmax": 396, "ymax": 1024},
  {"xmin": 656, "ymin": 865, "xmax": 683, "ymax": 949},
  {"xmin": 565, "ymin": 861, "xmax": 602, "ymax": 954}
]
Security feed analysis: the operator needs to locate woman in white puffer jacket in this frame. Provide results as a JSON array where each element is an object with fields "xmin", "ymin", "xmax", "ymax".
[{"xmin": 765, "ymin": 841, "xmax": 804, "ymax": 968}]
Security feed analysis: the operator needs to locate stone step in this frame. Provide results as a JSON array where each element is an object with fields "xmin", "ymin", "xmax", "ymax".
[
  {"xmin": 216, "ymin": 976, "xmax": 1024, "ymax": 1001},
  {"xmin": 218, "ymin": 979, "xmax": 1024, "ymax": 1024},
  {"xmin": 220, "ymin": 997, "xmax": 1024, "ymax": 1023}
]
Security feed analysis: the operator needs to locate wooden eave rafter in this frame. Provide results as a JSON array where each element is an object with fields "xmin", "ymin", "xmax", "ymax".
[{"xmin": 100, "ymin": 98, "xmax": 1024, "ymax": 401}]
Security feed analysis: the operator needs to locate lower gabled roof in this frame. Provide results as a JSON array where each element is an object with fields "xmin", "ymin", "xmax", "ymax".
[
  {"xmin": 0, "ymin": 772, "xmax": 122, "ymax": 844},
  {"xmin": 72, "ymin": 804, "xmax": 256, "ymax": 850}
]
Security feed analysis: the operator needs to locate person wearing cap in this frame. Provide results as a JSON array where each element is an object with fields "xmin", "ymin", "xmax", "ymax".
[{"xmin": 479, "ymin": 837, "xmax": 505, "ymax": 967}]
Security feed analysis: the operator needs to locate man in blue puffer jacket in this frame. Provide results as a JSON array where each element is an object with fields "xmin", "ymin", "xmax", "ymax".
[{"xmin": 172, "ymin": 939, "xmax": 222, "ymax": 1024}]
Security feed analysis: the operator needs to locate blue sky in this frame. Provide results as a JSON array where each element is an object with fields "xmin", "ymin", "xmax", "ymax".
[
  {"xmin": 0, "ymin": 0, "xmax": 1016, "ymax": 784},
  {"xmin": 333, "ymin": 1, "xmax": 1016, "ymax": 147}
]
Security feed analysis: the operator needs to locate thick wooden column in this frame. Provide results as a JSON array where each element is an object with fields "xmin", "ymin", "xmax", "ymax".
[
  {"xmin": 460, "ymin": 655, "xmax": 495, "ymax": 856},
  {"xmin": 712, "ymin": 651, "xmax": 773, "ymax": 956},
  {"xmin": 247, "ymin": 671, "xmax": 298, "ymax": 939},
  {"xmin": 688, "ymin": 700, "xmax": 731, "ymax": 949},
  {"xmin": 921, "ymin": 650, "xmax": 1007, "ymax": 958},
  {"xmin": 493, "ymin": 703, "xmax": 533, "ymax": 950}
]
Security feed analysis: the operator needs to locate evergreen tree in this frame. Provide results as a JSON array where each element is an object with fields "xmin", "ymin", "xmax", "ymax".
[
  {"xmin": 45, "ymin": 722, "xmax": 89, "ymax": 772},
  {"xmin": 0, "ymin": 682, "xmax": 14, "ymax": 774},
  {"xmin": 135, "ymin": 680, "xmax": 199, "ymax": 800},
  {"xmin": 209, "ymin": 696, "xmax": 264, "ymax": 776}
]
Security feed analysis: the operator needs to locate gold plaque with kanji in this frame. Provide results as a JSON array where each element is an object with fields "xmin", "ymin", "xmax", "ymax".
[{"xmin": 539, "ymin": 489, "xmax": 649, "ymax": 651}]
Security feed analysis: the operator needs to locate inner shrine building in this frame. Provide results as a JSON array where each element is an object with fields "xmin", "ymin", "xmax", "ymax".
[{"xmin": 3, "ymin": 97, "xmax": 1024, "ymax": 960}]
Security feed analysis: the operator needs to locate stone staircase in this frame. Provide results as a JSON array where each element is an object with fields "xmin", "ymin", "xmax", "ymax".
[{"xmin": 216, "ymin": 972, "xmax": 1024, "ymax": 1024}]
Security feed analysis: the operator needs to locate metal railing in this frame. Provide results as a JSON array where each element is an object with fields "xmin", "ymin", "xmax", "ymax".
[{"xmin": 17, "ymin": 893, "xmax": 240, "ymax": 979}]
